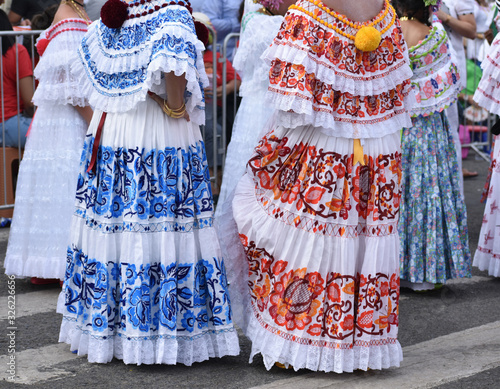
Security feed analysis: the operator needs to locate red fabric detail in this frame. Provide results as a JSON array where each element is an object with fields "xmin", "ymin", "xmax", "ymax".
[
  {"xmin": 0, "ymin": 44, "xmax": 33, "ymax": 123},
  {"xmin": 36, "ymin": 38, "xmax": 49, "ymax": 56},
  {"xmin": 101, "ymin": 0, "xmax": 128, "ymax": 29},
  {"xmin": 87, "ymin": 112, "xmax": 107, "ymax": 174},
  {"xmin": 203, "ymin": 51, "xmax": 240, "ymax": 87}
]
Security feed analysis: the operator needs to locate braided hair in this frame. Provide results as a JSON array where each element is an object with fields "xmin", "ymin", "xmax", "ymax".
[{"xmin": 392, "ymin": 0, "xmax": 431, "ymax": 26}]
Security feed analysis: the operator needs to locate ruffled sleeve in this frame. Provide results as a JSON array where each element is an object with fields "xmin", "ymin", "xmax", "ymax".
[
  {"xmin": 262, "ymin": 0, "xmax": 415, "ymax": 139},
  {"xmin": 32, "ymin": 19, "xmax": 90, "ymax": 107},
  {"xmin": 233, "ymin": 12, "xmax": 283, "ymax": 97},
  {"xmin": 77, "ymin": 3, "xmax": 208, "ymax": 125},
  {"xmin": 409, "ymin": 24, "xmax": 461, "ymax": 117}
]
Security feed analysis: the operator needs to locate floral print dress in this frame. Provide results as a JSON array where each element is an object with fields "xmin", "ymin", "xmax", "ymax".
[
  {"xmin": 219, "ymin": 0, "xmax": 414, "ymax": 373},
  {"xmin": 399, "ymin": 24, "xmax": 471, "ymax": 290}
]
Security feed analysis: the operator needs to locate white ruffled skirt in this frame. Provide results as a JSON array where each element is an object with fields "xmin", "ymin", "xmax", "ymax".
[
  {"xmin": 474, "ymin": 135, "xmax": 500, "ymax": 277},
  {"xmin": 474, "ymin": 36, "xmax": 500, "ymax": 116},
  {"xmin": 4, "ymin": 102, "xmax": 87, "ymax": 279},
  {"xmin": 220, "ymin": 125, "xmax": 403, "ymax": 372},
  {"xmin": 57, "ymin": 98, "xmax": 240, "ymax": 364}
]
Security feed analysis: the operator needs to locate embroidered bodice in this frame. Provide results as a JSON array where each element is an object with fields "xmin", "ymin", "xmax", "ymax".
[
  {"xmin": 76, "ymin": 1, "xmax": 208, "ymax": 125},
  {"xmin": 262, "ymin": 0, "xmax": 415, "ymax": 138},
  {"xmin": 409, "ymin": 24, "xmax": 460, "ymax": 117},
  {"xmin": 233, "ymin": 11, "xmax": 283, "ymax": 97},
  {"xmin": 33, "ymin": 19, "xmax": 90, "ymax": 108}
]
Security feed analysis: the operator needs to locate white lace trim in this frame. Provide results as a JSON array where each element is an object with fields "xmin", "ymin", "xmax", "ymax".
[
  {"xmin": 58, "ymin": 314, "xmax": 240, "ymax": 365},
  {"xmin": 246, "ymin": 312, "xmax": 403, "ymax": 373},
  {"xmin": 474, "ymin": 249, "xmax": 500, "ymax": 277},
  {"xmin": 33, "ymin": 21, "xmax": 90, "ymax": 107},
  {"xmin": 261, "ymin": 2, "xmax": 413, "ymax": 97},
  {"xmin": 269, "ymin": 92, "xmax": 415, "ymax": 138},
  {"xmin": 474, "ymin": 38, "xmax": 500, "ymax": 115},
  {"xmin": 75, "ymin": 5, "xmax": 208, "ymax": 125}
]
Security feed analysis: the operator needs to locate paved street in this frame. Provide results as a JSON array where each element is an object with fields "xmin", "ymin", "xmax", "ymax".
[{"xmin": 0, "ymin": 157, "xmax": 499, "ymax": 388}]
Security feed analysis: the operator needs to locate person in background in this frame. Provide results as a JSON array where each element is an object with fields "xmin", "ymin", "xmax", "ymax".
[
  {"xmin": 0, "ymin": 9, "xmax": 33, "ymax": 148},
  {"xmin": 3, "ymin": 0, "xmax": 93, "ymax": 283},
  {"xmin": 8, "ymin": 0, "xmax": 59, "ymax": 26},
  {"xmin": 472, "ymin": 0, "xmax": 500, "ymax": 277},
  {"xmin": 394, "ymin": 0, "xmax": 471, "ymax": 291},
  {"xmin": 84, "ymin": 0, "xmax": 106, "ymax": 21},
  {"xmin": 215, "ymin": 0, "xmax": 284, "ymax": 214},
  {"xmin": 195, "ymin": 12, "xmax": 241, "ymax": 182},
  {"xmin": 202, "ymin": 0, "xmax": 241, "ymax": 61},
  {"xmin": 436, "ymin": 0, "xmax": 477, "ymax": 183},
  {"xmin": 466, "ymin": 0, "xmax": 495, "ymax": 64},
  {"xmin": 191, "ymin": 0, "xmax": 203, "ymax": 12}
]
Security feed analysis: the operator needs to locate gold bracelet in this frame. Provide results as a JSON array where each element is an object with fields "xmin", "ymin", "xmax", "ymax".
[
  {"xmin": 445, "ymin": 14, "xmax": 451, "ymax": 24},
  {"xmin": 162, "ymin": 101, "xmax": 186, "ymax": 118}
]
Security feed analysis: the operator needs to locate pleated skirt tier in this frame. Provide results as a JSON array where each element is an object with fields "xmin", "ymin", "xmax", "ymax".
[
  {"xmin": 399, "ymin": 112, "xmax": 471, "ymax": 289},
  {"xmin": 474, "ymin": 135, "xmax": 500, "ymax": 277},
  {"xmin": 57, "ymin": 98, "xmax": 240, "ymax": 364},
  {"xmin": 222, "ymin": 125, "xmax": 403, "ymax": 373},
  {"xmin": 4, "ymin": 103, "xmax": 87, "ymax": 279}
]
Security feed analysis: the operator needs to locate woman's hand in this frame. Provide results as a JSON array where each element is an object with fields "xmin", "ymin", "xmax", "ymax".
[{"xmin": 148, "ymin": 91, "xmax": 190, "ymax": 121}]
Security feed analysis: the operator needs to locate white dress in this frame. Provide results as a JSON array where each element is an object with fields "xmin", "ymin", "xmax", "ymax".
[
  {"xmin": 215, "ymin": 8, "xmax": 283, "ymax": 213},
  {"xmin": 57, "ymin": 1, "xmax": 240, "ymax": 364},
  {"xmin": 4, "ymin": 19, "xmax": 90, "ymax": 280},
  {"xmin": 220, "ymin": 0, "xmax": 414, "ymax": 373},
  {"xmin": 473, "ymin": 26, "xmax": 500, "ymax": 277}
]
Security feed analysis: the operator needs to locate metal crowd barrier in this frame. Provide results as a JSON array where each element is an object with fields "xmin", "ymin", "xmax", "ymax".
[{"xmin": 0, "ymin": 30, "xmax": 42, "ymax": 215}]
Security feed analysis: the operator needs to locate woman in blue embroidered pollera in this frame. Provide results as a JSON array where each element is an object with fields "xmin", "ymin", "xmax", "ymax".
[
  {"xmin": 57, "ymin": 0, "xmax": 240, "ymax": 364},
  {"xmin": 394, "ymin": 0, "xmax": 471, "ymax": 291}
]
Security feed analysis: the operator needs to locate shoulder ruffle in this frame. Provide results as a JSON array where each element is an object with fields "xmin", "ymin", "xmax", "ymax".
[
  {"xmin": 262, "ymin": 0, "xmax": 414, "ymax": 137},
  {"xmin": 233, "ymin": 13, "xmax": 283, "ymax": 97},
  {"xmin": 76, "ymin": 4, "xmax": 208, "ymax": 125},
  {"xmin": 474, "ymin": 35, "xmax": 500, "ymax": 116},
  {"xmin": 409, "ymin": 25, "xmax": 461, "ymax": 117},
  {"xmin": 33, "ymin": 19, "xmax": 90, "ymax": 107}
]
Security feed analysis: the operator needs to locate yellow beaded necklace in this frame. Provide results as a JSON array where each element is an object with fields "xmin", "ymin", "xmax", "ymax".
[{"xmin": 289, "ymin": 0, "xmax": 396, "ymax": 52}]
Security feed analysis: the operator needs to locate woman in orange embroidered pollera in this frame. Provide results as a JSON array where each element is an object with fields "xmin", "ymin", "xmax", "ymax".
[{"xmin": 219, "ymin": 0, "xmax": 415, "ymax": 372}]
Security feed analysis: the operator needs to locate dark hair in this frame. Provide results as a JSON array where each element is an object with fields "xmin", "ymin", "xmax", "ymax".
[
  {"xmin": 0, "ymin": 9, "xmax": 15, "ymax": 56},
  {"xmin": 392, "ymin": 0, "xmax": 431, "ymax": 26},
  {"xmin": 31, "ymin": 4, "xmax": 58, "ymax": 31},
  {"xmin": 238, "ymin": 0, "xmax": 244, "ymax": 23}
]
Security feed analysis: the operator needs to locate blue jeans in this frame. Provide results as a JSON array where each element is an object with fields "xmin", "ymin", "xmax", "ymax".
[{"xmin": 0, "ymin": 114, "xmax": 31, "ymax": 148}]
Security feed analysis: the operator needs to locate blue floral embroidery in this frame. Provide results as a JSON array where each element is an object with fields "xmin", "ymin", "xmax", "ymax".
[
  {"xmin": 63, "ymin": 246, "xmax": 234, "ymax": 336},
  {"xmin": 75, "ymin": 139, "xmax": 213, "ymax": 225}
]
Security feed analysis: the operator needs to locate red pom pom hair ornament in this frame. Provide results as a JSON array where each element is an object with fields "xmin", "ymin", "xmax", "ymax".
[
  {"xmin": 101, "ymin": 0, "xmax": 129, "ymax": 29},
  {"xmin": 194, "ymin": 21, "xmax": 210, "ymax": 47}
]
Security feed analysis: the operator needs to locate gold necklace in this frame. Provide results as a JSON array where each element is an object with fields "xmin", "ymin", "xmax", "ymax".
[
  {"xmin": 399, "ymin": 16, "xmax": 416, "ymax": 21},
  {"xmin": 64, "ymin": 0, "xmax": 91, "ymax": 25}
]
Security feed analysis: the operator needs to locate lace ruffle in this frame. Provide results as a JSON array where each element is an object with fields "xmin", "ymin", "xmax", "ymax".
[
  {"xmin": 409, "ymin": 25, "xmax": 461, "ymax": 117},
  {"xmin": 76, "ymin": 5, "xmax": 208, "ymax": 125},
  {"xmin": 233, "ymin": 13, "xmax": 283, "ymax": 98},
  {"xmin": 474, "ymin": 36, "xmax": 500, "ymax": 116},
  {"xmin": 32, "ymin": 19, "xmax": 90, "ymax": 107},
  {"xmin": 262, "ymin": 0, "xmax": 414, "ymax": 136},
  {"xmin": 59, "ymin": 314, "xmax": 240, "ymax": 365},
  {"xmin": 267, "ymin": 84, "xmax": 415, "ymax": 138}
]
